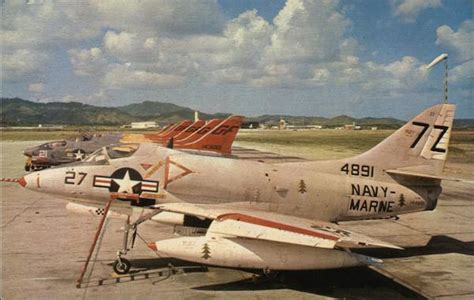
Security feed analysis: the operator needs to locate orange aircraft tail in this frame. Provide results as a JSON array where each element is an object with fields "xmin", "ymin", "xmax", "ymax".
[
  {"xmin": 175, "ymin": 115, "xmax": 243, "ymax": 154},
  {"xmin": 144, "ymin": 120, "xmax": 194, "ymax": 142},
  {"xmin": 171, "ymin": 120, "xmax": 206, "ymax": 141}
]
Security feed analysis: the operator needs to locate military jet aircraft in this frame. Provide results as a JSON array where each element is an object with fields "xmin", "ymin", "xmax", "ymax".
[
  {"xmin": 8, "ymin": 103, "xmax": 455, "ymax": 276},
  {"xmin": 23, "ymin": 116, "xmax": 242, "ymax": 171}
]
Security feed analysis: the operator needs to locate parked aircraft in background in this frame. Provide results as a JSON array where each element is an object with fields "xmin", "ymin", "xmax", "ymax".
[{"xmin": 23, "ymin": 116, "xmax": 243, "ymax": 171}]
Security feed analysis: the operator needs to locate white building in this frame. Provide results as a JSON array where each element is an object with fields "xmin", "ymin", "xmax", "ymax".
[{"xmin": 131, "ymin": 121, "xmax": 157, "ymax": 129}]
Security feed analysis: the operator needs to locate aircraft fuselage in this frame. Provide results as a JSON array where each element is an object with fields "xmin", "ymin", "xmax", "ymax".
[{"xmin": 21, "ymin": 144, "xmax": 436, "ymax": 222}]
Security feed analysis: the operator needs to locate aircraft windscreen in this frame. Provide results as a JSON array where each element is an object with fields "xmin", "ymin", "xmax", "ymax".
[
  {"xmin": 84, "ymin": 148, "xmax": 108, "ymax": 163},
  {"xmin": 49, "ymin": 140, "xmax": 67, "ymax": 148},
  {"xmin": 106, "ymin": 144, "xmax": 139, "ymax": 159}
]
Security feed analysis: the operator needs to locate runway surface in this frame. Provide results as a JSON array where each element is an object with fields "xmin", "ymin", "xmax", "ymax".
[{"xmin": 1, "ymin": 141, "xmax": 473, "ymax": 299}]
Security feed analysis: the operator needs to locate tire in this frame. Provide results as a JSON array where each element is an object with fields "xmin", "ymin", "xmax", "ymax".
[{"xmin": 113, "ymin": 258, "xmax": 131, "ymax": 274}]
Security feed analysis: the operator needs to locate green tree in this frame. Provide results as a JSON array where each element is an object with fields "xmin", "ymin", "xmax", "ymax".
[
  {"xmin": 201, "ymin": 243, "xmax": 211, "ymax": 260},
  {"xmin": 298, "ymin": 180, "xmax": 307, "ymax": 194}
]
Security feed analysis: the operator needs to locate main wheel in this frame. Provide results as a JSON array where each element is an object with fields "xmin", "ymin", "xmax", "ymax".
[{"xmin": 113, "ymin": 258, "xmax": 131, "ymax": 274}]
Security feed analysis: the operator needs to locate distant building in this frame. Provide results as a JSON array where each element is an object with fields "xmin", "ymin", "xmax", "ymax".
[
  {"xmin": 279, "ymin": 119, "xmax": 287, "ymax": 130},
  {"xmin": 131, "ymin": 121, "xmax": 157, "ymax": 129},
  {"xmin": 194, "ymin": 111, "xmax": 199, "ymax": 122},
  {"xmin": 344, "ymin": 122, "xmax": 361, "ymax": 130},
  {"xmin": 371, "ymin": 127, "xmax": 378, "ymax": 130},
  {"xmin": 344, "ymin": 124, "xmax": 354, "ymax": 130},
  {"xmin": 241, "ymin": 121, "xmax": 260, "ymax": 129}
]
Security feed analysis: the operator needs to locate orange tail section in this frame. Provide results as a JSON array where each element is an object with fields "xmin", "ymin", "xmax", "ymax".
[
  {"xmin": 155, "ymin": 123, "xmax": 175, "ymax": 135},
  {"xmin": 171, "ymin": 120, "xmax": 206, "ymax": 141},
  {"xmin": 175, "ymin": 115, "xmax": 243, "ymax": 154},
  {"xmin": 174, "ymin": 119, "xmax": 222, "ymax": 144},
  {"xmin": 144, "ymin": 120, "xmax": 193, "ymax": 142}
]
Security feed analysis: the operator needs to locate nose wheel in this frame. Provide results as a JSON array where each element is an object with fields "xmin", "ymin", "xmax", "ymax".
[
  {"xmin": 113, "ymin": 257, "xmax": 131, "ymax": 274},
  {"xmin": 111, "ymin": 210, "xmax": 162, "ymax": 275}
]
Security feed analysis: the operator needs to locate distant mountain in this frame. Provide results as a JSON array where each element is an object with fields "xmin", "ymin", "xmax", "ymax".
[
  {"xmin": 116, "ymin": 101, "xmax": 229, "ymax": 123},
  {"xmin": 0, "ymin": 98, "xmax": 228, "ymax": 126},
  {"xmin": 1, "ymin": 98, "xmax": 472, "ymax": 128},
  {"xmin": 1, "ymin": 98, "xmax": 134, "ymax": 126},
  {"xmin": 247, "ymin": 114, "xmax": 404, "ymax": 128},
  {"xmin": 117, "ymin": 101, "xmax": 187, "ymax": 116}
]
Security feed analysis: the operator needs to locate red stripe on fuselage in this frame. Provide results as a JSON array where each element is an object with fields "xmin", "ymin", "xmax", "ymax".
[
  {"xmin": 217, "ymin": 213, "xmax": 339, "ymax": 241},
  {"xmin": 95, "ymin": 179, "xmax": 111, "ymax": 184}
]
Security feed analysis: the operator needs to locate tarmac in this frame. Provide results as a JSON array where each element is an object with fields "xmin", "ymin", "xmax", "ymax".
[{"xmin": 1, "ymin": 141, "xmax": 473, "ymax": 299}]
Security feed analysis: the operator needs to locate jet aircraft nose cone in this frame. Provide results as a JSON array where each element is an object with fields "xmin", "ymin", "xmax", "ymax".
[
  {"xmin": 18, "ymin": 176, "xmax": 27, "ymax": 187},
  {"xmin": 23, "ymin": 149, "xmax": 33, "ymax": 157},
  {"xmin": 147, "ymin": 242, "xmax": 158, "ymax": 251}
]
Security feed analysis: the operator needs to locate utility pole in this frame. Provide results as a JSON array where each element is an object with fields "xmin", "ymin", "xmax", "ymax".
[{"xmin": 427, "ymin": 53, "xmax": 448, "ymax": 103}]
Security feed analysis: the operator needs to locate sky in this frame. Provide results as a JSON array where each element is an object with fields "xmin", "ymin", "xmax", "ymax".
[{"xmin": 2, "ymin": 0, "xmax": 473, "ymax": 119}]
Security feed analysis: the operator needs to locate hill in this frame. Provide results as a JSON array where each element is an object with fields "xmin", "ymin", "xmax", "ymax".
[
  {"xmin": 1, "ymin": 98, "xmax": 471, "ymax": 129},
  {"xmin": 0, "ymin": 98, "xmax": 135, "ymax": 126},
  {"xmin": 0, "ymin": 98, "xmax": 226, "ymax": 126}
]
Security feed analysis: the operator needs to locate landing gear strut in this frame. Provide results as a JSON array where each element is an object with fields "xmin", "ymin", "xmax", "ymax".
[
  {"xmin": 113, "ymin": 216, "xmax": 134, "ymax": 274},
  {"xmin": 112, "ymin": 209, "xmax": 162, "ymax": 274}
]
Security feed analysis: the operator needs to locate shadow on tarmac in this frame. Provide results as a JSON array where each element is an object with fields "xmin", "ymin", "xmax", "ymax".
[
  {"xmin": 355, "ymin": 235, "xmax": 474, "ymax": 258},
  {"xmin": 123, "ymin": 258, "xmax": 424, "ymax": 298},
  {"xmin": 193, "ymin": 267, "xmax": 424, "ymax": 299}
]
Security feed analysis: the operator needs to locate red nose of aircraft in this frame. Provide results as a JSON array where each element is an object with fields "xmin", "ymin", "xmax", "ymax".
[{"xmin": 18, "ymin": 176, "xmax": 27, "ymax": 187}]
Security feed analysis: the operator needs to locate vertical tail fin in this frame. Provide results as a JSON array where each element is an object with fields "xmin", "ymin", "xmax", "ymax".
[
  {"xmin": 171, "ymin": 120, "xmax": 206, "ymax": 141},
  {"xmin": 354, "ymin": 103, "xmax": 456, "ymax": 175},
  {"xmin": 175, "ymin": 115, "xmax": 243, "ymax": 154},
  {"xmin": 174, "ymin": 119, "xmax": 222, "ymax": 144}
]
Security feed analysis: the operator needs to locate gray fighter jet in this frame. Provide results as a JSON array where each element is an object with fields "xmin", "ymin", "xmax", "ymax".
[{"xmin": 23, "ymin": 132, "xmax": 122, "ymax": 171}]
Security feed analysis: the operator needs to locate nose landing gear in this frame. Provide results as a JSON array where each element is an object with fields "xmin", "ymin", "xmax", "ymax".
[
  {"xmin": 113, "ymin": 256, "xmax": 131, "ymax": 275},
  {"xmin": 111, "ymin": 210, "xmax": 162, "ymax": 275}
]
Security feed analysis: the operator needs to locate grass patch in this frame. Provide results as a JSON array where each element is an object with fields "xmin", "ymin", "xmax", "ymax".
[{"xmin": 235, "ymin": 129, "xmax": 474, "ymax": 163}]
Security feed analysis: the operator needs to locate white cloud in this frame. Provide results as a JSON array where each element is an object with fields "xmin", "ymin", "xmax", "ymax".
[
  {"xmin": 103, "ymin": 64, "xmax": 186, "ymax": 89},
  {"xmin": 28, "ymin": 83, "xmax": 44, "ymax": 93},
  {"xmin": 90, "ymin": 0, "xmax": 224, "ymax": 36},
  {"xmin": 1, "ymin": 0, "xmax": 101, "ymax": 82},
  {"xmin": 436, "ymin": 20, "xmax": 474, "ymax": 86},
  {"xmin": 2, "ymin": 0, "xmax": 458, "ymax": 106},
  {"xmin": 436, "ymin": 20, "xmax": 474, "ymax": 62},
  {"xmin": 68, "ymin": 48, "xmax": 108, "ymax": 76},
  {"xmin": 1, "ymin": 49, "xmax": 48, "ymax": 80},
  {"xmin": 450, "ymin": 60, "xmax": 474, "ymax": 85},
  {"xmin": 392, "ymin": 0, "xmax": 442, "ymax": 22}
]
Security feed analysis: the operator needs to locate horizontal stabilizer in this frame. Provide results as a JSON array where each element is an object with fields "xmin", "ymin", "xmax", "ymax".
[{"xmin": 386, "ymin": 169, "xmax": 466, "ymax": 182}]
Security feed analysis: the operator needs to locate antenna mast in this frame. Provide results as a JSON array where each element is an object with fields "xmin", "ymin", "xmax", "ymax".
[
  {"xmin": 444, "ymin": 57, "xmax": 448, "ymax": 103},
  {"xmin": 426, "ymin": 53, "xmax": 449, "ymax": 103}
]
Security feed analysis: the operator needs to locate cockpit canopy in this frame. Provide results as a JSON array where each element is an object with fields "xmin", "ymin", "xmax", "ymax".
[
  {"xmin": 36, "ymin": 140, "xmax": 67, "ymax": 150},
  {"xmin": 84, "ymin": 143, "xmax": 140, "ymax": 164}
]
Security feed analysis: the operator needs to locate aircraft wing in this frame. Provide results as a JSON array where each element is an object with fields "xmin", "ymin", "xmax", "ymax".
[{"xmin": 155, "ymin": 202, "xmax": 402, "ymax": 250}]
